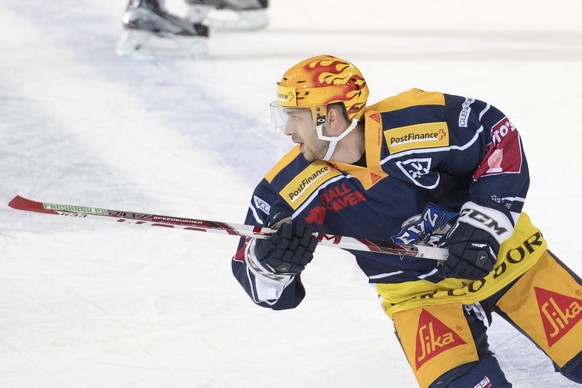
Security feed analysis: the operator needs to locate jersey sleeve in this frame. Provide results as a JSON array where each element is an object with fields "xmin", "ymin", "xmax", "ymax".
[
  {"xmin": 230, "ymin": 177, "xmax": 307, "ymax": 310},
  {"xmin": 442, "ymin": 95, "xmax": 530, "ymax": 223}
]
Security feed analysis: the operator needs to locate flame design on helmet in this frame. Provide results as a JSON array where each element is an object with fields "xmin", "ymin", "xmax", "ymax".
[{"xmin": 276, "ymin": 55, "xmax": 369, "ymax": 121}]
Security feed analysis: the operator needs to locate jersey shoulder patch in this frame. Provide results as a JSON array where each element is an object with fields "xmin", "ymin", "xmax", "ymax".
[
  {"xmin": 263, "ymin": 146, "xmax": 343, "ymax": 210},
  {"xmin": 279, "ymin": 161, "xmax": 342, "ymax": 210}
]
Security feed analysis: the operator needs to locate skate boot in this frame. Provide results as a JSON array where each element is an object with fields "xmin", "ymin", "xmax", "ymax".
[
  {"xmin": 184, "ymin": 0, "xmax": 268, "ymax": 31},
  {"xmin": 117, "ymin": 0, "xmax": 209, "ymax": 58}
]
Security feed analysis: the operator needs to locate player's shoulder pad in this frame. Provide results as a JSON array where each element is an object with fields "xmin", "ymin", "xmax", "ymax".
[
  {"xmin": 366, "ymin": 88, "xmax": 445, "ymax": 113},
  {"xmin": 264, "ymin": 145, "xmax": 302, "ymax": 184}
]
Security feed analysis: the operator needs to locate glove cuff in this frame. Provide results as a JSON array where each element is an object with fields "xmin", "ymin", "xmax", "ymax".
[
  {"xmin": 246, "ymin": 238, "xmax": 292, "ymax": 284},
  {"xmin": 459, "ymin": 201, "xmax": 514, "ymax": 245}
]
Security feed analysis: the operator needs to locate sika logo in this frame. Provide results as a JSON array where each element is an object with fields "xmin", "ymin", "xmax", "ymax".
[
  {"xmin": 369, "ymin": 112, "xmax": 381, "ymax": 123},
  {"xmin": 415, "ymin": 309, "xmax": 466, "ymax": 369},
  {"xmin": 535, "ymin": 287, "xmax": 582, "ymax": 347},
  {"xmin": 370, "ymin": 172, "xmax": 383, "ymax": 184}
]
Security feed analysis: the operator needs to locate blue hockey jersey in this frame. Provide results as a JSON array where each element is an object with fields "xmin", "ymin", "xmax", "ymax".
[{"xmin": 232, "ymin": 88, "xmax": 531, "ymax": 311}]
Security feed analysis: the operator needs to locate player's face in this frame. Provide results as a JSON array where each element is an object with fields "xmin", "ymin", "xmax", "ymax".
[{"xmin": 283, "ymin": 108, "xmax": 328, "ymax": 161}]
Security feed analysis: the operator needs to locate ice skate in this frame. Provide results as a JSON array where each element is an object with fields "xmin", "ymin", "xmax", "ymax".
[
  {"xmin": 117, "ymin": 0, "xmax": 209, "ymax": 58},
  {"xmin": 185, "ymin": 0, "xmax": 269, "ymax": 31}
]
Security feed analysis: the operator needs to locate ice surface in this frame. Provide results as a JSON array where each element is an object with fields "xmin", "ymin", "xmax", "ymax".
[{"xmin": 0, "ymin": 0, "xmax": 581, "ymax": 387}]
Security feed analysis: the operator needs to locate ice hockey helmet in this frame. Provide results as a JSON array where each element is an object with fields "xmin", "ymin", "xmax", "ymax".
[{"xmin": 275, "ymin": 55, "xmax": 369, "ymax": 125}]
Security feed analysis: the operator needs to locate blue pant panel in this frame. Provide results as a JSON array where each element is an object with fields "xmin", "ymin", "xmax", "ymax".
[
  {"xmin": 448, "ymin": 357, "xmax": 511, "ymax": 387},
  {"xmin": 556, "ymin": 351, "xmax": 582, "ymax": 384}
]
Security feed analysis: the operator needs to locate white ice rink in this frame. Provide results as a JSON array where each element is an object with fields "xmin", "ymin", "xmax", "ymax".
[{"xmin": 1, "ymin": 0, "xmax": 581, "ymax": 387}]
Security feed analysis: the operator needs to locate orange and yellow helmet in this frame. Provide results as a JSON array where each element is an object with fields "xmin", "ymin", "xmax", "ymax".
[{"xmin": 274, "ymin": 55, "xmax": 369, "ymax": 125}]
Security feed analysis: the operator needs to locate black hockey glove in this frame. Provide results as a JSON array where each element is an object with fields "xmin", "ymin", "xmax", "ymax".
[
  {"xmin": 254, "ymin": 219, "xmax": 318, "ymax": 275},
  {"xmin": 440, "ymin": 221, "xmax": 500, "ymax": 280}
]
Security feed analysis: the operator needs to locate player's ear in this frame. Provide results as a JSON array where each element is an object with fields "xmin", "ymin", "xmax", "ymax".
[{"xmin": 326, "ymin": 106, "xmax": 344, "ymax": 135}]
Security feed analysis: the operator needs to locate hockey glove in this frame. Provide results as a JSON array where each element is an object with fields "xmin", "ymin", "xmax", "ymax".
[
  {"xmin": 440, "ymin": 201, "xmax": 514, "ymax": 280},
  {"xmin": 441, "ymin": 221, "xmax": 500, "ymax": 280},
  {"xmin": 254, "ymin": 219, "xmax": 318, "ymax": 275}
]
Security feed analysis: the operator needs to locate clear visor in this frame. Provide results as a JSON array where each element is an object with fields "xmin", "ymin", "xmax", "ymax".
[
  {"xmin": 269, "ymin": 101, "xmax": 289, "ymax": 132},
  {"xmin": 270, "ymin": 102, "xmax": 316, "ymax": 132}
]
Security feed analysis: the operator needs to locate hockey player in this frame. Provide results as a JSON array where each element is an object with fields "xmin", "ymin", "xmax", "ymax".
[
  {"xmin": 231, "ymin": 55, "xmax": 582, "ymax": 387},
  {"xmin": 117, "ymin": 0, "xmax": 209, "ymax": 58},
  {"xmin": 117, "ymin": 0, "xmax": 268, "ymax": 58}
]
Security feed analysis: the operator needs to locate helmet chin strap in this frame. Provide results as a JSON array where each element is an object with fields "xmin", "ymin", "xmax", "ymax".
[{"xmin": 317, "ymin": 118, "xmax": 359, "ymax": 161}]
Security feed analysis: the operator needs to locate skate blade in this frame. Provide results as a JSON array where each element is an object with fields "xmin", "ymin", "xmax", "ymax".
[
  {"xmin": 187, "ymin": 8, "xmax": 268, "ymax": 31},
  {"xmin": 116, "ymin": 30, "xmax": 208, "ymax": 59}
]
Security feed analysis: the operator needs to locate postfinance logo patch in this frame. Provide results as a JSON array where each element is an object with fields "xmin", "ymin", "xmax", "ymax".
[
  {"xmin": 415, "ymin": 309, "xmax": 466, "ymax": 370},
  {"xmin": 280, "ymin": 163, "xmax": 341, "ymax": 209},
  {"xmin": 385, "ymin": 122, "xmax": 449, "ymax": 154},
  {"xmin": 534, "ymin": 287, "xmax": 582, "ymax": 347}
]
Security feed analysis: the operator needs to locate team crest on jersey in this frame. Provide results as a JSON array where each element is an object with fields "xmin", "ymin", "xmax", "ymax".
[
  {"xmin": 415, "ymin": 309, "xmax": 466, "ymax": 370},
  {"xmin": 473, "ymin": 116, "xmax": 523, "ymax": 179},
  {"xmin": 396, "ymin": 158, "xmax": 440, "ymax": 189},
  {"xmin": 392, "ymin": 203, "xmax": 457, "ymax": 245},
  {"xmin": 534, "ymin": 287, "xmax": 582, "ymax": 347}
]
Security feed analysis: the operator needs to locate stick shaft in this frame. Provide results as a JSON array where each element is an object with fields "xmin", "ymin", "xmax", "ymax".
[{"xmin": 8, "ymin": 195, "xmax": 448, "ymax": 260}]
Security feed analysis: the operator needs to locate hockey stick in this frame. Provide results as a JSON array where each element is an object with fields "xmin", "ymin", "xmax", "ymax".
[{"xmin": 8, "ymin": 195, "xmax": 449, "ymax": 261}]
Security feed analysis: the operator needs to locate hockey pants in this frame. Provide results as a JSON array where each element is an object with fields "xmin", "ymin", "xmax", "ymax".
[{"xmin": 392, "ymin": 249, "xmax": 582, "ymax": 387}]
